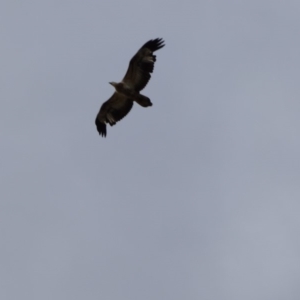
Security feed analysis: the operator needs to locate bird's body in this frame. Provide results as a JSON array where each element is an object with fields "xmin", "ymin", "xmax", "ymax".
[
  {"xmin": 95, "ymin": 38, "xmax": 165, "ymax": 137},
  {"xmin": 109, "ymin": 81, "xmax": 151, "ymax": 106}
]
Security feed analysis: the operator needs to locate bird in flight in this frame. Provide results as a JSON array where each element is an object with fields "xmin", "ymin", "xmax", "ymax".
[{"xmin": 95, "ymin": 38, "xmax": 165, "ymax": 137}]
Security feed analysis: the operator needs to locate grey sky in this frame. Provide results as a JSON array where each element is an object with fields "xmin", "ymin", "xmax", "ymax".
[{"xmin": 1, "ymin": 1, "xmax": 300, "ymax": 299}]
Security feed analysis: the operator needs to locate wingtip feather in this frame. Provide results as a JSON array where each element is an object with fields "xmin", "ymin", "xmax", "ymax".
[
  {"xmin": 95, "ymin": 119, "xmax": 107, "ymax": 137},
  {"xmin": 142, "ymin": 38, "xmax": 165, "ymax": 52}
]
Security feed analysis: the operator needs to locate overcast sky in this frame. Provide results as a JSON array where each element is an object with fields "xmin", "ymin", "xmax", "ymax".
[{"xmin": 1, "ymin": 1, "xmax": 300, "ymax": 299}]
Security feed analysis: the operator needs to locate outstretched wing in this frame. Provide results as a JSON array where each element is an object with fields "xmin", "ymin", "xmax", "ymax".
[
  {"xmin": 95, "ymin": 93, "xmax": 133, "ymax": 137},
  {"xmin": 122, "ymin": 38, "xmax": 165, "ymax": 92}
]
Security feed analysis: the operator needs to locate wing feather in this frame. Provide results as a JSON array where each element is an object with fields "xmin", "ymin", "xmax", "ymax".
[
  {"xmin": 95, "ymin": 93, "xmax": 133, "ymax": 137},
  {"xmin": 122, "ymin": 38, "xmax": 165, "ymax": 92}
]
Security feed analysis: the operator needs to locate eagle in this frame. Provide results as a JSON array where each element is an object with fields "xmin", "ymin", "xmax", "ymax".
[{"xmin": 95, "ymin": 38, "xmax": 165, "ymax": 137}]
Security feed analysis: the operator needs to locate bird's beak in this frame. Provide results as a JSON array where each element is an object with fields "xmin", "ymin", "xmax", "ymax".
[{"xmin": 109, "ymin": 82, "xmax": 113, "ymax": 86}]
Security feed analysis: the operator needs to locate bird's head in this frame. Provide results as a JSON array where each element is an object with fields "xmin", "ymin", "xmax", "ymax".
[{"xmin": 109, "ymin": 82, "xmax": 118, "ymax": 88}]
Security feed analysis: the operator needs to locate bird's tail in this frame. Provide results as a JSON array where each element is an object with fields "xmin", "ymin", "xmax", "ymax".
[{"xmin": 134, "ymin": 94, "xmax": 152, "ymax": 107}]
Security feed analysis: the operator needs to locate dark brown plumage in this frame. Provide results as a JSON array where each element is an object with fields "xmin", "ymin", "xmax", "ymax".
[{"xmin": 95, "ymin": 38, "xmax": 165, "ymax": 137}]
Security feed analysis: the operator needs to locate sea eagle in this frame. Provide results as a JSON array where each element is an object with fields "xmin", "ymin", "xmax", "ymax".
[{"xmin": 95, "ymin": 38, "xmax": 165, "ymax": 137}]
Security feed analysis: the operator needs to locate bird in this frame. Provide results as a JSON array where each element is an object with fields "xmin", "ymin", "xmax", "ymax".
[{"xmin": 95, "ymin": 38, "xmax": 165, "ymax": 137}]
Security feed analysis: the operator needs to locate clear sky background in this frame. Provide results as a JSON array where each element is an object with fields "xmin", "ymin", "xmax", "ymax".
[{"xmin": 1, "ymin": 1, "xmax": 300, "ymax": 299}]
